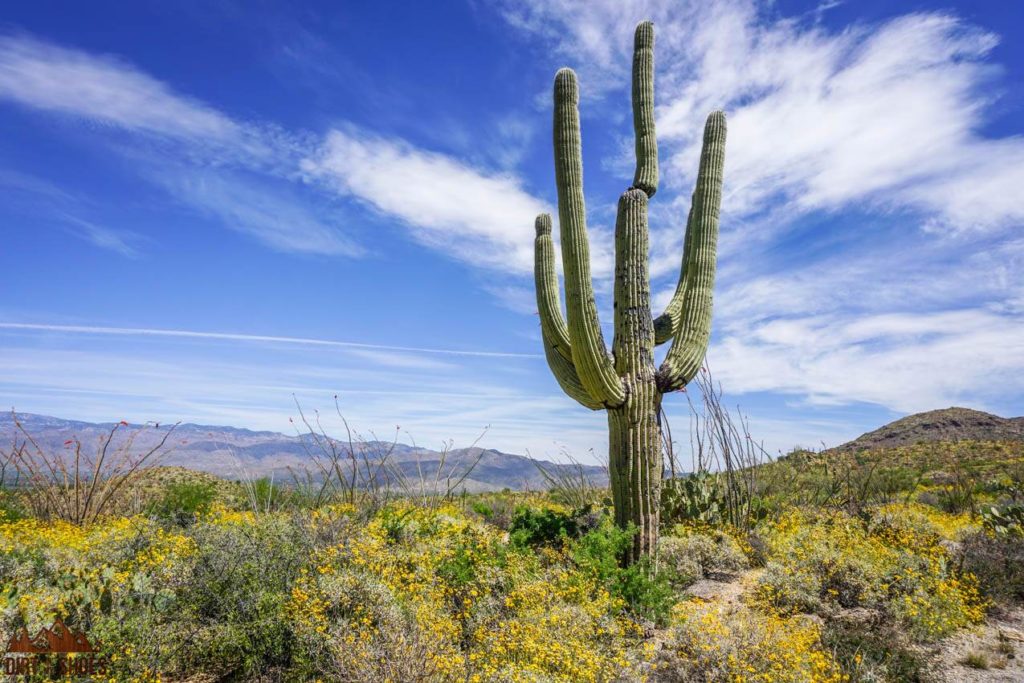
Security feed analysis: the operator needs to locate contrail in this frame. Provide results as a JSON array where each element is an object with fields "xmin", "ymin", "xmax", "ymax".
[{"xmin": 0, "ymin": 322, "xmax": 543, "ymax": 359}]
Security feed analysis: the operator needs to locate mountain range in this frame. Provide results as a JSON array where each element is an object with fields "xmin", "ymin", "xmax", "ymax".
[
  {"xmin": 0, "ymin": 412, "xmax": 606, "ymax": 493},
  {"xmin": 4, "ymin": 407, "xmax": 1023, "ymax": 492}
]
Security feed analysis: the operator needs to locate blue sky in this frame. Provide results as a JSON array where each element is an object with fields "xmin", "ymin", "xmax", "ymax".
[{"xmin": 1, "ymin": 0, "xmax": 1022, "ymax": 462}]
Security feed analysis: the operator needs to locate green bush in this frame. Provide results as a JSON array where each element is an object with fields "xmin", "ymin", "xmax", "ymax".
[
  {"xmin": 570, "ymin": 520, "xmax": 674, "ymax": 624},
  {"xmin": 509, "ymin": 506, "xmax": 580, "ymax": 547},
  {"xmin": 146, "ymin": 479, "xmax": 217, "ymax": 525},
  {"xmin": 470, "ymin": 501, "xmax": 493, "ymax": 519},
  {"xmin": 0, "ymin": 490, "xmax": 24, "ymax": 522},
  {"xmin": 92, "ymin": 513, "xmax": 311, "ymax": 680}
]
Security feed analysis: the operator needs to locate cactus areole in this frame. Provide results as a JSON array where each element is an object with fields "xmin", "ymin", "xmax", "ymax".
[{"xmin": 533, "ymin": 20, "xmax": 726, "ymax": 564}]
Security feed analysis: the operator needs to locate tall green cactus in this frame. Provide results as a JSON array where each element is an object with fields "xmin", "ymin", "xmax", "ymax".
[{"xmin": 534, "ymin": 20, "xmax": 726, "ymax": 564}]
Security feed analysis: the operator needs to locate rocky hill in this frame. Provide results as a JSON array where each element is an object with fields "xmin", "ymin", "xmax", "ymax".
[
  {"xmin": 832, "ymin": 407, "xmax": 1024, "ymax": 452},
  {"xmin": 0, "ymin": 413, "xmax": 607, "ymax": 493}
]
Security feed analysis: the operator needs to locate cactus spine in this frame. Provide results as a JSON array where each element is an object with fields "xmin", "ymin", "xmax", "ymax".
[{"xmin": 534, "ymin": 20, "xmax": 726, "ymax": 564}]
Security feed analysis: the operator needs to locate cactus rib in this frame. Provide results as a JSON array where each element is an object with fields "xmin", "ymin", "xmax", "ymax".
[
  {"xmin": 658, "ymin": 111, "xmax": 726, "ymax": 391},
  {"xmin": 553, "ymin": 68, "xmax": 626, "ymax": 407}
]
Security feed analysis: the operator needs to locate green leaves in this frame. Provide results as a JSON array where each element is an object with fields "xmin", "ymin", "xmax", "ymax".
[{"xmin": 980, "ymin": 503, "xmax": 1024, "ymax": 536}]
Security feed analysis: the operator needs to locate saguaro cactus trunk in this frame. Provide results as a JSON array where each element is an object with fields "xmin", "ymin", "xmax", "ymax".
[{"xmin": 533, "ymin": 20, "xmax": 726, "ymax": 564}]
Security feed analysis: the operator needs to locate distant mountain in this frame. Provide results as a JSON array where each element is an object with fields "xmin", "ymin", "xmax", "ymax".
[
  {"xmin": 0, "ymin": 413, "xmax": 607, "ymax": 493},
  {"xmin": 831, "ymin": 407, "xmax": 1024, "ymax": 452}
]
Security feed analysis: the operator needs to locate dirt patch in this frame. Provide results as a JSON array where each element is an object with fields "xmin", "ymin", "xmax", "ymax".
[
  {"xmin": 929, "ymin": 605, "xmax": 1024, "ymax": 682},
  {"xmin": 682, "ymin": 569, "xmax": 762, "ymax": 607}
]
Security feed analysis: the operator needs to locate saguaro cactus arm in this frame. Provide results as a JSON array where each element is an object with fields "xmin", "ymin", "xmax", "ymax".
[
  {"xmin": 553, "ymin": 68, "xmax": 625, "ymax": 408},
  {"xmin": 631, "ymin": 20, "xmax": 658, "ymax": 198},
  {"xmin": 541, "ymin": 336, "xmax": 604, "ymax": 410},
  {"xmin": 652, "ymin": 186, "xmax": 696, "ymax": 344},
  {"xmin": 657, "ymin": 111, "xmax": 727, "ymax": 391},
  {"xmin": 534, "ymin": 214, "xmax": 574, "ymax": 364},
  {"xmin": 535, "ymin": 214, "xmax": 602, "ymax": 410}
]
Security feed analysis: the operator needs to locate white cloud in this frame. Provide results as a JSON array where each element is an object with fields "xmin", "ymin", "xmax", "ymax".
[
  {"xmin": 152, "ymin": 168, "xmax": 365, "ymax": 257},
  {"xmin": 0, "ymin": 323, "xmax": 542, "ymax": 358},
  {"xmin": 663, "ymin": 11, "xmax": 1024, "ymax": 234},
  {"xmin": 61, "ymin": 215, "xmax": 142, "ymax": 258},
  {"xmin": 0, "ymin": 33, "xmax": 563, "ymax": 275},
  {"xmin": 0, "ymin": 34, "xmax": 238, "ymax": 140},
  {"xmin": 497, "ymin": 0, "xmax": 1024, "ymax": 420},
  {"xmin": 499, "ymin": 1, "xmax": 1024, "ymax": 233},
  {"xmin": 302, "ymin": 127, "xmax": 553, "ymax": 274},
  {"xmin": 709, "ymin": 308, "xmax": 1024, "ymax": 413}
]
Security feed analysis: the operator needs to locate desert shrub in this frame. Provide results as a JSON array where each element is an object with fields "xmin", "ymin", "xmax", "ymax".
[
  {"xmin": 91, "ymin": 511, "xmax": 310, "ymax": 680},
  {"xmin": 754, "ymin": 507, "xmax": 986, "ymax": 639},
  {"xmin": 959, "ymin": 529, "xmax": 1024, "ymax": 602},
  {"xmin": 821, "ymin": 617, "xmax": 928, "ymax": 682},
  {"xmin": 0, "ymin": 491, "xmax": 24, "ymax": 522},
  {"xmin": 146, "ymin": 479, "xmax": 218, "ymax": 525},
  {"xmin": 935, "ymin": 463, "xmax": 983, "ymax": 514},
  {"xmin": 661, "ymin": 526, "xmax": 749, "ymax": 583},
  {"xmin": 889, "ymin": 574, "xmax": 987, "ymax": 640},
  {"xmin": 2, "ymin": 415, "xmax": 177, "ymax": 525},
  {"xmin": 658, "ymin": 537, "xmax": 701, "ymax": 588},
  {"xmin": 470, "ymin": 501, "xmax": 493, "ymax": 519},
  {"xmin": 649, "ymin": 601, "xmax": 844, "ymax": 682},
  {"xmin": 569, "ymin": 519, "xmax": 674, "ymax": 624},
  {"xmin": 288, "ymin": 503, "xmax": 642, "ymax": 682},
  {"xmin": 508, "ymin": 504, "xmax": 580, "ymax": 547},
  {"xmin": 290, "ymin": 567, "xmax": 444, "ymax": 681},
  {"xmin": 871, "ymin": 501, "xmax": 975, "ymax": 541}
]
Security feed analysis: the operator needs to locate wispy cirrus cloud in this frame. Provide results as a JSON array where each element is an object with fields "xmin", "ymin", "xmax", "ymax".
[
  {"xmin": 0, "ymin": 326, "xmax": 596, "ymax": 459},
  {"xmin": 60, "ymin": 214, "xmax": 143, "ymax": 258},
  {"xmin": 0, "ymin": 32, "xmax": 559, "ymax": 275},
  {"xmin": 0, "ymin": 323, "xmax": 543, "ymax": 358},
  {"xmin": 150, "ymin": 168, "xmax": 364, "ymax": 257},
  {"xmin": 0, "ymin": 34, "xmax": 238, "ymax": 140},
  {"xmin": 0, "ymin": 33, "xmax": 344, "ymax": 257},
  {"xmin": 302, "ymin": 127, "xmax": 552, "ymax": 274}
]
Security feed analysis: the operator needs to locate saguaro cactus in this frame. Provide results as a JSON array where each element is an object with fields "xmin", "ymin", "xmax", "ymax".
[{"xmin": 534, "ymin": 20, "xmax": 726, "ymax": 564}]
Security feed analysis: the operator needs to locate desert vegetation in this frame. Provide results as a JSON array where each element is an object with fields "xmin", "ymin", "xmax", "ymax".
[
  {"xmin": 1, "ymin": 13, "xmax": 1022, "ymax": 683},
  {"xmin": 2, "ymin": 389, "xmax": 1022, "ymax": 682}
]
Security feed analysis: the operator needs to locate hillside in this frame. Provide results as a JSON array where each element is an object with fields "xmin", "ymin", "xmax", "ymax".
[
  {"xmin": 831, "ymin": 407, "xmax": 1024, "ymax": 452},
  {"xmin": 0, "ymin": 412, "xmax": 607, "ymax": 493}
]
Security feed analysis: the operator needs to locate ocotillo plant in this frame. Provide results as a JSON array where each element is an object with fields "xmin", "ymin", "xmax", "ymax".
[{"xmin": 534, "ymin": 20, "xmax": 726, "ymax": 564}]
